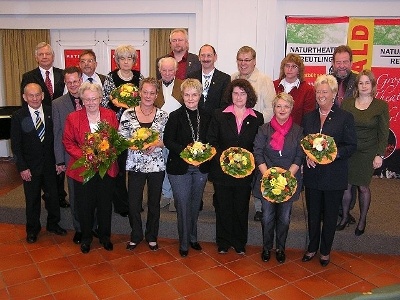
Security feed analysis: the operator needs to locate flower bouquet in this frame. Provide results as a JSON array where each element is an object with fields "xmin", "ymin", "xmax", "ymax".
[
  {"xmin": 220, "ymin": 147, "xmax": 255, "ymax": 178},
  {"xmin": 300, "ymin": 133, "xmax": 337, "ymax": 164},
  {"xmin": 110, "ymin": 83, "xmax": 140, "ymax": 109},
  {"xmin": 261, "ymin": 167, "xmax": 297, "ymax": 203},
  {"xmin": 71, "ymin": 121, "xmax": 132, "ymax": 184},
  {"xmin": 130, "ymin": 127, "xmax": 159, "ymax": 150},
  {"xmin": 180, "ymin": 141, "xmax": 216, "ymax": 166}
]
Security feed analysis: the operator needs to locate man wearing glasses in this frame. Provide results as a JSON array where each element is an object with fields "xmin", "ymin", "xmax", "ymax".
[
  {"xmin": 231, "ymin": 46, "xmax": 276, "ymax": 222},
  {"xmin": 79, "ymin": 50, "xmax": 106, "ymax": 87}
]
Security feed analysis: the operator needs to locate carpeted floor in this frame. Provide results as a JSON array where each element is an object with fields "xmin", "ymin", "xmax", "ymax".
[{"xmin": 0, "ymin": 159, "xmax": 399, "ymax": 255}]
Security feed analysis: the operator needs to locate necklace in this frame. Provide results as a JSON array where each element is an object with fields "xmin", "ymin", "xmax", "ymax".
[
  {"xmin": 319, "ymin": 108, "xmax": 330, "ymax": 116},
  {"xmin": 139, "ymin": 105, "xmax": 154, "ymax": 116},
  {"xmin": 185, "ymin": 109, "xmax": 200, "ymax": 142},
  {"xmin": 118, "ymin": 70, "xmax": 133, "ymax": 81}
]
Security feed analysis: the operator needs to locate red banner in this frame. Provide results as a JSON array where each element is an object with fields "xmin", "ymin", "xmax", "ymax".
[{"xmin": 64, "ymin": 49, "xmax": 86, "ymax": 68}]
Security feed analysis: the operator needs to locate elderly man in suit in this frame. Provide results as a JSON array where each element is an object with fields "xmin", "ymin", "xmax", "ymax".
[
  {"xmin": 156, "ymin": 28, "xmax": 201, "ymax": 80},
  {"xmin": 188, "ymin": 44, "xmax": 230, "ymax": 114},
  {"xmin": 79, "ymin": 49, "xmax": 106, "ymax": 87},
  {"xmin": 20, "ymin": 42, "xmax": 69, "ymax": 209},
  {"xmin": 11, "ymin": 83, "xmax": 67, "ymax": 243},
  {"xmin": 52, "ymin": 66, "xmax": 89, "ymax": 244},
  {"xmin": 154, "ymin": 57, "xmax": 184, "ymax": 212}
]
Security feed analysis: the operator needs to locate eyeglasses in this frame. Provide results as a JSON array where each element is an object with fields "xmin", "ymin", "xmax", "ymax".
[
  {"xmin": 237, "ymin": 58, "xmax": 253, "ymax": 63},
  {"xmin": 65, "ymin": 80, "xmax": 81, "ymax": 86},
  {"xmin": 82, "ymin": 97, "xmax": 100, "ymax": 103},
  {"xmin": 275, "ymin": 104, "xmax": 291, "ymax": 110},
  {"xmin": 284, "ymin": 64, "xmax": 298, "ymax": 70},
  {"xmin": 80, "ymin": 59, "xmax": 95, "ymax": 64}
]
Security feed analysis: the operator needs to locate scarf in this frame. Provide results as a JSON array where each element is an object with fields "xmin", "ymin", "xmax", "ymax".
[{"xmin": 270, "ymin": 115, "xmax": 293, "ymax": 151}]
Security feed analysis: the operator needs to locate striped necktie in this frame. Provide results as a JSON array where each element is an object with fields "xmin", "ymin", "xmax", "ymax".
[
  {"xmin": 34, "ymin": 110, "xmax": 45, "ymax": 142},
  {"xmin": 45, "ymin": 70, "xmax": 54, "ymax": 99},
  {"xmin": 203, "ymin": 74, "xmax": 211, "ymax": 99}
]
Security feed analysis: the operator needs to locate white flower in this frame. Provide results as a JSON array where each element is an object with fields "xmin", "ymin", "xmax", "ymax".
[{"xmin": 312, "ymin": 137, "xmax": 324, "ymax": 152}]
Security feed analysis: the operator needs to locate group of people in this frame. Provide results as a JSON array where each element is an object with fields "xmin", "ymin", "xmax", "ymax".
[{"xmin": 12, "ymin": 28, "xmax": 389, "ymax": 265}]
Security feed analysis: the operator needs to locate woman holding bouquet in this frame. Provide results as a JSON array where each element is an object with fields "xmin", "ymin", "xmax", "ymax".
[
  {"xmin": 118, "ymin": 77, "xmax": 168, "ymax": 251},
  {"xmin": 207, "ymin": 79, "xmax": 264, "ymax": 255},
  {"xmin": 163, "ymin": 78, "xmax": 212, "ymax": 257},
  {"xmin": 301, "ymin": 75, "xmax": 357, "ymax": 266},
  {"xmin": 63, "ymin": 83, "xmax": 118, "ymax": 254},
  {"xmin": 253, "ymin": 92, "xmax": 304, "ymax": 263},
  {"xmin": 101, "ymin": 44, "xmax": 144, "ymax": 218}
]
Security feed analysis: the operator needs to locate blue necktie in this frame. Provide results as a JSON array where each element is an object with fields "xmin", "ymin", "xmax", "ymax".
[{"xmin": 34, "ymin": 111, "xmax": 45, "ymax": 142}]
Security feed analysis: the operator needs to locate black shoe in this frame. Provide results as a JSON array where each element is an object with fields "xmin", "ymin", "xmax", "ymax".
[
  {"xmin": 81, "ymin": 243, "xmax": 90, "ymax": 254},
  {"xmin": 276, "ymin": 250, "xmax": 286, "ymax": 263},
  {"xmin": 190, "ymin": 242, "xmax": 202, "ymax": 251},
  {"xmin": 320, "ymin": 255, "xmax": 330, "ymax": 267},
  {"xmin": 73, "ymin": 232, "xmax": 82, "ymax": 244},
  {"xmin": 59, "ymin": 199, "xmax": 70, "ymax": 208},
  {"xmin": 355, "ymin": 227, "xmax": 365, "ymax": 236},
  {"xmin": 349, "ymin": 213, "xmax": 356, "ymax": 224},
  {"xmin": 126, "ymin": 242, "xmax": 137, "ymax": 251},
  {"xmin": 218, "ymin": 246, "xmax": 229, "ymax": 254},
  {"xmin": 26, "ymin": 234, "xmax": 37, "ymax": 244},
  {"xmin": 336, "ymin": 219, "xmax": 350, "ymax": 231},
  {"xmin": 149, "ymin": 243, "xmax": 159, "ymax": 251},
  {"xmin": 179, "ymin": 249, "xmax": 188, "ymax": 257},
  {"xmin": 92, "ymin": 229, "xmax": 99, "ymax": 239},
  {"xmin": 302, "ymin": 252, "xmax": 316, "ymax": 262},
  {"xmin": 254, "ymin": 211, "xmax": 262, "ymax": 222},
  {"xmin": 47, "ymin": 225, "xmax": 67, "ymax": 236},
  {"xmin": 261, "ymin": 250, "xmax": 270, "ymax": 262},
  {"xmin": 233, "ymin": 247, "xmax": 245, "ymax": 255},
  {"xmin": 118, "ymin": 211, "xmax": 129, "ymax": 217},
  {"xmin": 101, "ymin": 241, "xmax": 113, "ymax": 251}
]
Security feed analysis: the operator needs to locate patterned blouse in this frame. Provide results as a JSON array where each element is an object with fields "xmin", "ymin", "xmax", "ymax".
[{"xmin": 118, "ymin": 107, "xmax": 168, "ymax": 173}]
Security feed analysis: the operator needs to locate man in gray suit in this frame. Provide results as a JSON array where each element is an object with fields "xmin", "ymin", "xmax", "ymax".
[
  {"xmin": 52, "ymin": 66, "xmax": 84, "ymax": 244},
  {"xmin": 156, "ymin": 28, "xmax": 201, "ymax": 80}
]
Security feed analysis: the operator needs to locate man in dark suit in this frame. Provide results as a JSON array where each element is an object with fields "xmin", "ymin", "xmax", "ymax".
[
  {"xmin": 79, "ymin": 49, "xmax": 106, "ymax": 87},
  {"xmin": 187, "ymin": 44, "xmax": 230, "ymax": 114},
  {"xmin": 156, "ymin": 28, "xmax": 201, "ymax": 80},
  {"xmin": 20, "ymin": 42, "xmax": 69, "ymax": 209},
  {"xmin": 11, "ymin": 83, "xmax": 67, "ymax": 243},
  {"xmin": 53, "ymin": 66, "xmax": 85, "ymax": 244}
]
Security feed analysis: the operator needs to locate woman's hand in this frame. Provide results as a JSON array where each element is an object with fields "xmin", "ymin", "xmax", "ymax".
[
  {"xmin": 373, "ymin": 156, "xmax": 383, "ymax": 169},
  {"xmin": 306, "ymin": 157, "xmax": 316, "ymax": 168},
  {"xmin": 110, "ymin": 96, "xmax": 129, "ymax": 109}
]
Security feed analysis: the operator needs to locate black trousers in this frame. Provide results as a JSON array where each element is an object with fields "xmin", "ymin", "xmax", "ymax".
[
  {"xmin": 213, "ymin": 183, "xmax": 252, "ymax": 250},
  {"xmin": 23, "ymin": 171, "xmax": 60, "ymax": 235},
  {"xmin": 305, "ymin": 187, "xmax": 343, "ymax": 256},
  {"xmin": 74, "ymin": 174, "xmax": 115, "ymax": 245},
  {"xmin": 113, "ymin": 151, "xmax": 129, "ymax": 213},
  {"xmin": 128, "ymin": 171, "xmax": 164, "ymax": 244}
]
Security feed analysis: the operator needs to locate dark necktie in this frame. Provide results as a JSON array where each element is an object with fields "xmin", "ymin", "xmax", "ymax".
[
  {"xmin": 337, "ymin": 80, "xmax": 345, "ymax": 106},
  {"xmin": 34, "ymin": 110, "xmax": 45, "ymax": 142},
  {"xmin": 75, "ymin": 98, "xmax": 82, "ymax": 111},
  {"xmin": 45, "ymin": 70, "xmax": 54, "ymax": 99},
  {"xmin": 163, "ymin": 80, "xmax": 173, "ymax": 87},
  {"xmin": 87, "ymin": 77, "xmax": 93, "ymax": 83}
]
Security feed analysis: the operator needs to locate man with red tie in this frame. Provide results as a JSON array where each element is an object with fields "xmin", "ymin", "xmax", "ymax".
[{"xmin": 20, "ymin": 42, "xmax": 69, "ymax": 209}]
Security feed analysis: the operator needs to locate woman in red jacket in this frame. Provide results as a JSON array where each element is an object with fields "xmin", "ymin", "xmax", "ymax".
[{"xmin": 63, "ymin": 82, "xmax": 119, "ymax": 254}]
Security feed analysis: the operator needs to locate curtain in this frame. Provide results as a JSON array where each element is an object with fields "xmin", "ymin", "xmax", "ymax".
[
  {"xmin": 1, "ymin": 29, "xmax": 50, "ymax": 106},
  {"xmin": 149, "ymin": 29, "xmax": 173, "ymax": 78}
]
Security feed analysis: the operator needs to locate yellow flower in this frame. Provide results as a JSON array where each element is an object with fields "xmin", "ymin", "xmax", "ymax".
[
  {"xmin": 99, "ymin": 140, "xmax": 109, "ymax": 151},
  {"xmin": 269, "ymin": 178, "xmax": 276, "ymax": 187},
  {"xmin": 233, "ymin": 153, "xmax": 242, "ymax": 162},
  {"xmin": 277, "ymin": 174, "xmax": 287, "ymax": 186},
  {"xmin": 125, "ymin": 85, "xmax": 134, "ymax": 92},
  {"xmin": 135, "ymin": 128, "xmax": 151, "ymax": 140},
  {"xmin": 272, "ymin": 188, "xmax": 282, "ymax": 195},
  {"xmin": 192, "ymin": 141, "xmax": 204, "ymax": 150}
]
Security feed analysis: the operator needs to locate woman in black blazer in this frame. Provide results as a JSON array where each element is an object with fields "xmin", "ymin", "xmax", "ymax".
[
  {"xmin": 301, "ymin": 74, "xmax": 357, "ymax": 267},
  {"xmin": 207, "ymin": 79, "xmax": 264, "ymax": 255},
  {"xmin": 163, "ymin": 78, "xmax": 212, "ymax": 257}
]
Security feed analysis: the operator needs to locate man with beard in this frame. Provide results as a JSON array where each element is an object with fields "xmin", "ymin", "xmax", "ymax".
[
  {"xmin": 188, "ymin": 44, "xmax": 230, "ymax": 114},
  {"xmin": 156, "ymin": 28, "xmax": 201, "ymax": 80},
  {"xmin": 331, "ymin": 45, "xmax": 357, "ymax": 107},
  {"xmin": 331, "ymin": 45, "xmax": 357, "ymax": 225}
]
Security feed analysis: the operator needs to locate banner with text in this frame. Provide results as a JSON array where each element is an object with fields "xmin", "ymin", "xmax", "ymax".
[{"xmin": 286, "ymin": 17, "xmax": 400, "ymax": 178}]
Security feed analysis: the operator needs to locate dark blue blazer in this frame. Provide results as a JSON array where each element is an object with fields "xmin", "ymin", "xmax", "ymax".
[
  {"xmin": 302, "ymin": 105, "xmax": 357, "ymax": 191},
  {"xmin": 21, "ymin": 67, "xmax": 65, "ymax": 106},
  {"xmin": 187, "ymin": 68, "xmax": 231, "ymax": 114},
  {"xmin": 11, "ymin": 105, "xmax": 56, "ymax": 176}
]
